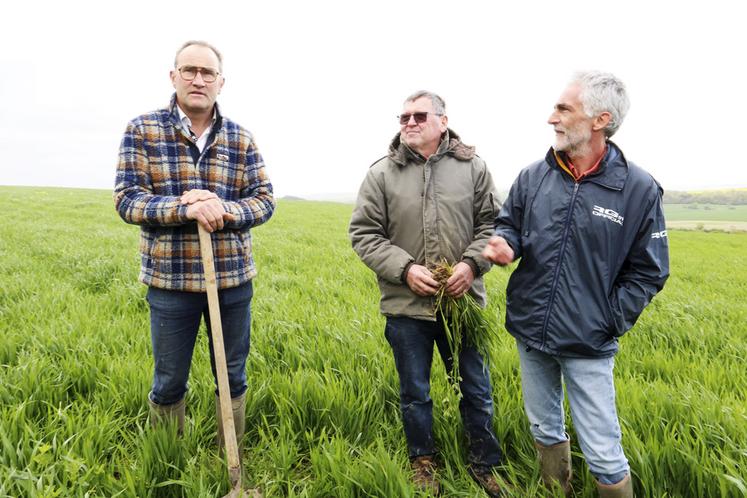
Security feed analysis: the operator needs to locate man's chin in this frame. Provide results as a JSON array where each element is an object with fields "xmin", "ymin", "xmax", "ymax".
[
  {"xmin": 402, "ymin": 138, "xmax": 419, "ymax": 148},
  {"xmin": 181, "ymin": 102, "xmax": 210, "ymax": 114}
]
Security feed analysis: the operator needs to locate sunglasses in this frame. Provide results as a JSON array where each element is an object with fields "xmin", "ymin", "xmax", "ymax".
[{"xmin": 398, "ymin": 112, "xmax": 442, "ymax": 125}]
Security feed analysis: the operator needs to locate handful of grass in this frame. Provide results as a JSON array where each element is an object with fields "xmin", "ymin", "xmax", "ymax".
[{"xmin": 431, "ymin": 260, "xmax": 498, "ymax": 385}]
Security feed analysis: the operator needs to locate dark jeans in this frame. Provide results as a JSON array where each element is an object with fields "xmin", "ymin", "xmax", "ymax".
[
  {"xmin": 146, "ymin": 281, "xmax": 253, "ymax": 406},
  {"xmin": 385, "ymin": 316, "xmax": 502, "ymax": 467}
]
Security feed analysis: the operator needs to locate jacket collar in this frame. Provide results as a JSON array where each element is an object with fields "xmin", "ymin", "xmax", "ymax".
[
  {"xmin": 388, "ymin": 128, "xmax": 475, "ymax": 166},
  {"xmin": 546, "ymin": 141, "xmax": 628, "ymax": 190}
]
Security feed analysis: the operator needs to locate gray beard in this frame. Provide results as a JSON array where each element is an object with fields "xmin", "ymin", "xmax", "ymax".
[
  {"xmin": 565, "ymin": 141, "xmax": 592, "ymax": 159},
  {"xmin": 556, "ymin": 128, "xmax": 592, "ymax": 159}
]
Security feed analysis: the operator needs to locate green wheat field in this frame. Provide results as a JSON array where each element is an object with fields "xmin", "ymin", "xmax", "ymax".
[{"xmin": 1, "ymin": 186, "xmax": 745, "ymax": 497}]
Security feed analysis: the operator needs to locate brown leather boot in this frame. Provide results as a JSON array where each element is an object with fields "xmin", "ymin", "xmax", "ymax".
[
  {"xmin": 596, "ymin": 473, "xmax": 634, "ymax": 498},
  {"xmin": 411, "ymin": 455, "xmax": 440, "ymax": 495},
  {"xmin": 216, "ymin": 392, "xmax": 247, "ymax": 454},
  {"xmin": 148, "ymin": 396, "xmax": 185, "ymax": 435},
  {"xmin": 468, "ymin": 465, "xmax": 508, "ymax": 497},
  {"xmin": 536, "ymin": 439, "xmax": 572, "ymax": 495}
]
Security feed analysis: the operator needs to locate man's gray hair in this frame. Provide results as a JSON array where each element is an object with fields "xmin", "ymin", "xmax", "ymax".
[
  {"xmin": 404, "ymin": 90, "xmax": 446, "ymax": 115},
  {"xmin": 174, "ymin": 40, "xmax": 223, "ymax": 72},
  {"xmin": 572, "ymin": 71, "xmax": 630, "ymax": 138}
]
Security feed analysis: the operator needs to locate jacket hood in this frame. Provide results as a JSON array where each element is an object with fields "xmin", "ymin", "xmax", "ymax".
[
  {"xmin": 388, "ymin": 128, "xmax": 476, "ymax": 166},
  {"xmin": 546, "ymin": 141, "xmax": 628, "ymax": 190}
]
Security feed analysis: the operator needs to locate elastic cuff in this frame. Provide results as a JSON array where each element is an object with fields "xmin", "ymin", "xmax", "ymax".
[
  {"xmin": 461, "ymin": 257, "xmax": 479, "ymax": 278},
  {"xmin": 176, "ymin": 203, "xmax": 190, "ymax": 222},
  {"xmin": 401, "ymin": 261, "xmax": 415, "ymax": 283},
  {"xmin": 220, "ymin": 201, "xmax": 240, "ymax": 227}
]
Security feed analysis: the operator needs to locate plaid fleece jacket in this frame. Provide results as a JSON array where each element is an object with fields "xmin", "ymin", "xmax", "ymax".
[{"xmin": 114, "ymin": 95, "xmax": 275, "ymax": 291}]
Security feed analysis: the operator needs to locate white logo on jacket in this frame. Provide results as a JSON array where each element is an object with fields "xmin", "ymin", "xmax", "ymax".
[
  {"xmin": 651, "ymin": 230, "xmax": 668, "ymax": 239},
  {"xmin": 592, "ymin": 205, "xmax": 624, "ymax": 226}
]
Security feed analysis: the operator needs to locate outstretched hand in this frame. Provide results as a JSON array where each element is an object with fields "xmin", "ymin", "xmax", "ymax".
[{"xmin": 482, "ymin": 236, "xmax": 515, "ymax": 266}]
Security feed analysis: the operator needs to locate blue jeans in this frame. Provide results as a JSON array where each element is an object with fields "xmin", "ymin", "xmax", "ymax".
[
  {"xmin": 385, "ymin": 316, "xmax": 503, "ymax": 467},
  {"xmin": 516, "ymin": 339, "xmax": 629, "ymax": 484},
  {"xmin": 146, "ymin": 281, "xmax": 253, "ymax": 406}
]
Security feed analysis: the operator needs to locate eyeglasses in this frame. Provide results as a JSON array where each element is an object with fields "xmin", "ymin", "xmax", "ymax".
[
  {"xmin": 177, "ymin": 65, "xmax": 221, "ymax": 83},
  {"xmin": 398, "ymin": 112, "xmax": 442, "ymax": 125}
]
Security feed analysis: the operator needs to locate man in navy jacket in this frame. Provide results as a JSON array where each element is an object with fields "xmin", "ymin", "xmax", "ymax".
[{"xmin": 483, "ymin": 72, "xmax": 669, "ymax": 498}]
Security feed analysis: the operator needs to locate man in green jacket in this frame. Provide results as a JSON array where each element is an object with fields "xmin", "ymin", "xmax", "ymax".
[{"xmin": 349, "ymin": 91, "xmax": 506, "ymax": 496}]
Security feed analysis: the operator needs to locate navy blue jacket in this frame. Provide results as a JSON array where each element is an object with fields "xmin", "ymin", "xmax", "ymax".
[{"xmin": 495, "ymin": 142, "xmax": 669, "ymax": 357}]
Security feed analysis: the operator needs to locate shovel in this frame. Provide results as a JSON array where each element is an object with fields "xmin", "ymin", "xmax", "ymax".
[{"xmin": 198, "ymin": 224, "xmax": 262, "ymax": 498}]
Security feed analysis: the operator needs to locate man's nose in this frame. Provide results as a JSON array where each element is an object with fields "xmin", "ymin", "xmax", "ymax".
[
  {"xmin": 548, "ymin": 112, "xmax": 559, "ymax": 124},
  {"xmin": 192, "ymin": 72, "xmax": 206, "ymax": 86}
]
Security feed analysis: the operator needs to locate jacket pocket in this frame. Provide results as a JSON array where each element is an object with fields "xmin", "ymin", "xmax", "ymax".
[
  {"xmin": 140, "ymin": 228, "xmax": 164, "ymax": 262},
  {"xmin": 605, "ymin": 290, "xmax": 627, "ymax": 337}
]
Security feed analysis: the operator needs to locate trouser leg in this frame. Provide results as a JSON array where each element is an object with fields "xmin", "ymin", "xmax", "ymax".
[
  {"xmin": 517, "ymin": 340, "xmax": 572, "ymax": 492},
  {"xmin": 562, "ymin": 355, "xmax": 629, "ymax": 485},
  {"xmin": 436, "ymin": 330, "xmax": 502, "ymax": 466},
  {"xmin": 146, "ymin": 286, "xmax": 203, "ymax": 407},
  {"xmin": 516, "ymin": 340, "xmax": 567, "ymax": 445},
  {"xmin": 205, "ymin": 281, "xmax": 253, "ymax": 400},
  {"xmin": 385, "ymin": 316, "xmax": 438, "ymax": 459}
]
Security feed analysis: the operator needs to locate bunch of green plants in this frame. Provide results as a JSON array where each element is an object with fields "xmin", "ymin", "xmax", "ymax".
[{"xmin": 431, "ymin": 259, "xmax": 501, "ymax": 386}]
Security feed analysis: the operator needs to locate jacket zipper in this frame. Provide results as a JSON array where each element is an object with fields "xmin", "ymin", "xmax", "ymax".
[
  {"xmin": 540, "ymin": 181, "xmax": 580, "ymax": 348},
  {"xmin": 422, "ymin": 158, "xmax": 436, "ymax": 313}
]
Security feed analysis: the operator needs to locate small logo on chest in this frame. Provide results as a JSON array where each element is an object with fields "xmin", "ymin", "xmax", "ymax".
[{"xmin": 592, "ymin": 205, "xmax": 624, "ymax": 226}]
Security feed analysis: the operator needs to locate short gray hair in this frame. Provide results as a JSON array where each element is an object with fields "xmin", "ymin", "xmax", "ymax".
[
  {"xmin": 404, "ymin": 90, "xmax": 446, "ymax": 115},
  {"xmin": 572, "ymin": 71, "xmax": 630, "ymax": 138},
  {"xmin": 174, "ymin": 40, "xmax": 223, "ymax": 72}
]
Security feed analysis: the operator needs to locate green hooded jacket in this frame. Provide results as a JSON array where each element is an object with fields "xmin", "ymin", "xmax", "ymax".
[{"xmin": 349, "ymin": 129, "xmax": 500, "ymax": 320}]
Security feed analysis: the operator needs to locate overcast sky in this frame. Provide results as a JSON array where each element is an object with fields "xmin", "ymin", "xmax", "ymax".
[{"xmin": 2, "ymin": 1, "xmax": 745, "ymax": 199}]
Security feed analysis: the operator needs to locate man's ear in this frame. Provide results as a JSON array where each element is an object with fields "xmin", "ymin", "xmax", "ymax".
[
  {"xmin": 440, "ymin": 114, "xmax": 448, "ymax": 132},
  {"xmin": 593, "ymin": 112, "xmax": 611, "ymax": 132}
]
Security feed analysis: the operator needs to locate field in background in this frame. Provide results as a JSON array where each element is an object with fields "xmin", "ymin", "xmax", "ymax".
[
  {"xmin": 0, "ymin": 186, "xmax": 745, "ymax": 497},
  {"xmin": 664, "ymin": 204, "xmax": 747, "ymax": 231}
]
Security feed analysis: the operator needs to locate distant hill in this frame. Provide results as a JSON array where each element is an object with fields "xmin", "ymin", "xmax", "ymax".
[
  {"xmin": 283, "ymin": 188, "xmax": 747, "ymax": 206},
  {"xmin": 664, "ymin": 188, "xmax": 747, "ymax": 205},
  {"xmin": 285, "ymin": 193, "xmax": 357, "ymax": 204}
]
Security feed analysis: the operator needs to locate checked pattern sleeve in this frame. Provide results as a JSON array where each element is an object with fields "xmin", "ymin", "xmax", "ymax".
[
  {"xmin": 221, "ymin": 138, "xmax": 275, "ymax": 230},
  {"xmin": 114, "ymin": 122, "xmax": 189, "ymax": 227}
]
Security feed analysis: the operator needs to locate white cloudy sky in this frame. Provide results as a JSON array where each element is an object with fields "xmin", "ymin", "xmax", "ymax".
[{"xmin": 1, "ymin": 0, "xmax": 745, "ymax": 198}]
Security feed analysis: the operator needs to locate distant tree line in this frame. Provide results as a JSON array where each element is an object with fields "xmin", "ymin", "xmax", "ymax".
[{"xmin": 663, "ymin": 189, "xmax": 747, "ymax": 205}]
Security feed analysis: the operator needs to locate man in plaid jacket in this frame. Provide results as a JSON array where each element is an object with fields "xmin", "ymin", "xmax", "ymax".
[{"xmin": 114, "ymin": 40, "xmax": 275, "ymax": 448}]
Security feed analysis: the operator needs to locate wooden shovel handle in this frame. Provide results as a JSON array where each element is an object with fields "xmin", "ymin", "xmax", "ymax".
[{"xmin": 198, "ymin": 225, "xmax": 241, "ymax": 475}]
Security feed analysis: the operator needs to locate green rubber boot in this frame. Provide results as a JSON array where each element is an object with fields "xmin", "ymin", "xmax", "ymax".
[{"xmin": 536, "ymin": 439, "xmax": 572, "ymax": 495}]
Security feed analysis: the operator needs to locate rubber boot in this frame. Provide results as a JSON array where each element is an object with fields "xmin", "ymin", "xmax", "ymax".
[
  {"xmin": 536, "ymin": 439, "xmax": 572, "ymax": 495},
  {"xmin": 216, "ymin": 392, "xmax": 246, "ymax": 454},
  {"xmin": 148, "ymin": 396, "xmax": 185, "ymax": 435},
  {"xmin": 596, "ymin": 473, "xmax": 633, "ymax": 498}
]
